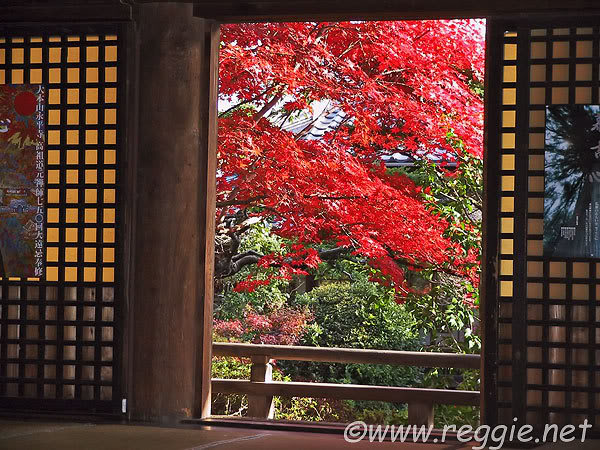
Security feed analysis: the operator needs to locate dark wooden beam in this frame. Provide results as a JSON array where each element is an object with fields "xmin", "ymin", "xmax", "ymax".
[
  {"xmin": 1, "ymin": 1, "xmax": 133, "ymax": 22},
  {"xmin": 212, "ymin": 379, "xmax": 481, "ymax": 406},
  {"xmin": 191, "ymin": 0, "xmax": 600, "ymax": 22},
  {"xmin": 213, "ymin": 342, "xmax": 481, "ymax": 369}
]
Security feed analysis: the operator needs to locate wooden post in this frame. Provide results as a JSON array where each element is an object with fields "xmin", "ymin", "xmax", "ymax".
[
  {"xmin": 247, "ymin": 355, "xmax": 275, "ymax": 419},
  {"xmin": 408, "ymin": 402, "xmax": 434, "ymax": 427},
  {"xmin": 128, "ymin": 2, "xmax": 216, "ymax": 423}
]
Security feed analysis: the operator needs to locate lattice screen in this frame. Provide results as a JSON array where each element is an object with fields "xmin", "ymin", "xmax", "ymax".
[
  {"xmin": 496, "ymin": 23, "xmax": 600, "ymax": 431},
  {"xmin": 0, "ymin": 26, "xmax": 123, "ymax": 413}
]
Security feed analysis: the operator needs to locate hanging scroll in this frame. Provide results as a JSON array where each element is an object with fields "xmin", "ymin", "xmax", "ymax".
[
  {"xmin": 544, "ymin": 105, "xmax": 600, "ymax": 258},
  {"xmin": 0, "ymin": 85, "xmax": 45, "ymax": 278}
]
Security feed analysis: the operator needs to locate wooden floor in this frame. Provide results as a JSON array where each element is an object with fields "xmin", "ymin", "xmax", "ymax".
[{"xmin": 0, "ymin": 419, "xmax": 598, "ymax": 449}]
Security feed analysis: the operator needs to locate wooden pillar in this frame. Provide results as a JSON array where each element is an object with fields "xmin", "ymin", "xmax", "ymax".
[
  {"xmin": 247, "ymin": 356, "xmax": 275, "ymax": 419},
  {"xmin": 129, "ymin": 2, "xmax": 218, "ymax": 423},
  {"xmin": 408, "ymin": 402, "xmax": 434, "ymax": 427}
]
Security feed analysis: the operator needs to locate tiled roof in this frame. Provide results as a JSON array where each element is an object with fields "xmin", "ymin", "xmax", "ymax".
[{"xmin": 281, "ymin": 107, "xmax": 456, "ymax": 168}]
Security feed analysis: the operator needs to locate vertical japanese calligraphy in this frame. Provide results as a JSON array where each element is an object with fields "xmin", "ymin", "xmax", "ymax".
[
  {"xmin": 0, "ymin": 85, "xmax": 45, "ymax": 278},
  {"xmin": 544, "ymin": 105, "xmax": 600, "ymax": 258}
]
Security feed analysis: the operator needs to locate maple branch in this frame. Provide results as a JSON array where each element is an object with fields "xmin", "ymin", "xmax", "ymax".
[
  {"xmin": 254, "ymin": 92, "xmax": 284, "ymax": 122},
  {"xmin": 303, "ymin": 194, "xmax": 363, "ymax": 200},
  {"xmin": 218, "ymin": 84, "xmax": 278, "ymax": 118},
  {"xmin": 216, "ymin": 195, "xmax": 267, "ymax": 208},
  {"xmin": 217, "ymin": 246, "xmax": 353, "ymax": 278}
]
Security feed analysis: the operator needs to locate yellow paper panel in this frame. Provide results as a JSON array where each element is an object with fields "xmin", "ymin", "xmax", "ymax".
[
  {"xmin": 530, "ymin": 65, "xmax": 545, "ymax": 82},
  {"xmin": 531, "ymin": 42, "xmax": 546, "ymax": 59},
  {"xmin": 502, "ymin": 176, "xmax": 515, "ymax": 191},
  {"xmin": 528, "ymin": 219, "xmax": 543, "ymax": 235},
  {"xmin": 573, "ymin": 263, "xmax": 589, "ymax": 278},
  {"xmin": 66, "ymin": 189, "xmax": 78, "ymax": 203},
  {"xmin": 501, "ymin": 218, "xmax": 514, "ymax": 234},
  {"xmin": 503, "ymin": 66, "xmax": 517, "ymax": 83},
  {"xmin": 67, "ymin": 47, "xmax": 79, "ymax": 63},
  {"xmin": 552, "ymin": 87, "xmax": 569, "ymax": 104},
  {"xmin": 528, "ymin": 261, "xmax": 543, "ymax": 277},
  {"xmin": 529, "ymin": 87, "xmax": 545, "ymax": 104},
  {"xmin": 527, "ymin": 283, "xmax": 543, "ymax": 299},
  {"xmin": 576, "ymin": 64, "xmax": 592, "ymax": 81},
  {"xmin": 11, "ymin": 70, "xmax": 23, "ymax": 84},
  {"xmin": 84, "ymin": 268, "xmax": 96, "ymax": 282},
  {"xmin": 105, "ymin": 46, "xmax": 118, "ymax": 62},
  {"xmin": 49, "ymin": 89, "xmax": 60, "ymax": 104},
  {"xmin": 66, "ymin": 208, "xmax": 78, "ymax": 223},
  {"xmin": 501, "ymin": 197, "xmax": 514, "ymax": 213},
  {"xmin": 48, "ymin": 68, "xmax": 60, "ymax": 83},
  {"xmin": 65, "ymin": 248, "xmax": 78, "ymax": 262},
  {"xmin": 576, "ymin": 41, "xmax": 593, "ymax": 58},
  {"xmin": 529, "ymin": 110, "xmax": 545, "ymax": 127},
  {"xmin": 529, "ymin": 133, "xmax": 545, "ymax": 149},
  {"xmin": 104, "ymin": 209, "xmax": 116, "ymax": 223},
  {"xmin": 551, "ymin": 64, "xmax": 569, "ymax": 81},
  {"xmin": 103, "ymin": 248, "xmax": 115, "ymax": 263},
  {"xmin": 46, "ymin": 267, "xmax": 58, "ymax": 282},
  {"xmin": 104, "ymin": 169, "xmax": 116, "ymax": 184},
  {"xmin": 49, "ymin": 47, "xmax": 61, "ymax": 63},
  {"xmin": 573, "ymin": 285, "xmax": 589, "ymax": 301},
  {"xmin": 86, "ymin": 150, "xmax": 98, "ymax": 164},
  {"xmin": 502, "ymin": 133, "xmax": 515, "ymax": 149},
  {"xmin": 30, "ymin": 69, "xmax": 42, "ymax": 84},
  {"xmin": 86, "ymin": 88, "xmax": 98, "ymax": 103},
  {"xmin": 85, "ymin": 170, "xmax": 97, "ymax": 184},
  {"xmin": 501, "ymin": 260, "xmax": 514, "ymax": 276},
  {"xmin": 528, "ymin": 198, "xmax": 544, "ymax": 213},
  {"xmin": 86, "ymin": 46, "xmax": 99, "ymax": 62},
  {"xmin": 503, "ymin": 88, "xmax": 516, "ymax": 105},
  {"xmin": 527, "ymin": 240, "xmax": 543, "ymax": 256},
  {"xmin": 576, "ymin": 87, "xmax": 592, "ymax": 104},
  {"xmin": 502, "ymin": 111, "xmax": 516, "ymax": 128},
  {"xmin": 84, "ymin": 228, "xmax": 97, "ymax": 243},
  {"xmin": 529, "ymin": 155, "xmax": 544, "ymax": 171},
  {"xmin": 46, "ymin": 248, "xmax": 59, "ymax": 263},
  {"xmin": 47, "ymin": 209, "xmax": 59, "ymax": 223},
  {"xmin": 105, "ymin": 150, "xmax": 116, "ymax": 164},
  {"xmin": 504, "ymin": 43, "xmax": 517, "ymax": 60},
  {"xmin": 501, "ymin": 239, "xmax": 514, "ymax": 254},
  {"xmin": 66, "ymin": 170, "xmax": 78, "ymax": 184},
  {"xmin": 67, "ymin": 109, "xmax": 79, "ymax": 125},
  {"xmin": 86, "ymin": 68, "xmax": 98, "ymax": 83},
  {"xmin": 85, "ymin": 209, "xmax": 97, "ymax": 223},
  {"xmin": 67, "ymin": 88, "xmax": 79, "ymax": 104},
  {"xmin": 66, "ymin": 150, "xmax": 79, "ymax": 164},
  {"xmin": 103, "ymin": 268, "xmax": 114, "ymax": 283},
  {"xmin": 103, "ymin": 229, "xmax": 115, "ymax": 243},
  {"xmin": 65, "ymin": 267, "xmax": 77, "ymax": 282},
  {"xmin": 48, "ymin": 110, "xmax": 60, "ymax": 125},
  {"xmin": 549, "ymin": 283, "xmax": 566, "ymax": 299},
  {"xmin": 502, "ymin": 154, "xmax": 515, "ymax": 171},
  {"xmin": 528, "ymin": 176, "xmax": 544, "ymax": 192},
  {"xmin": 552, "ymin": 41, "xmax": 569, "ymax": 58},
  {"xmin": 549, "ymin": 262, "xmax": 566, "ymax": 278},
  {"xmin": 84, "ymin": 248, "xmax": 96, "ymax": 263}
]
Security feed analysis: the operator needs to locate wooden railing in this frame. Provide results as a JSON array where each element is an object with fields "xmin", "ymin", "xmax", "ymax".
[{"xmin": 212, "ymin": 342, "xmax": 481, "ymax": 426}]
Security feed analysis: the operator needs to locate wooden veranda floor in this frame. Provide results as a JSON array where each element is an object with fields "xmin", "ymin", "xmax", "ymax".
[{"xmin": 0, "ymin": 419, "xmax": 598, "ymax": 449}]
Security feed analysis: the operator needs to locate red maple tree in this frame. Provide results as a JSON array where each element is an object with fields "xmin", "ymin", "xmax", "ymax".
[{"xmin": 216, "ymin": 20, "xmax": 485, "ymax": 295}]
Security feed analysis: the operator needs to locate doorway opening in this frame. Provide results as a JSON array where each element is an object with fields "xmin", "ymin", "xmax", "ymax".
[{"xmin": 209, "ymin": 18, "xmax": 488, "ymax": 429}]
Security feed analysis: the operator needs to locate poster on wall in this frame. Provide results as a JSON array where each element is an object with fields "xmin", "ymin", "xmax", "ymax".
[
  {"xmin": 544, "ymin": 104, "xmax": 600, "ymax": 258},
  {"xmin": 0, "ymin": 85, "xmax": 45, "ymax": 278}
]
